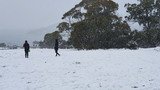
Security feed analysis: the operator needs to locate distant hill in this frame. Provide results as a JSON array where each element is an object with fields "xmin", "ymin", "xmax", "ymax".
[
  {"xmin": 26, "ymin": 24, "xmax": 58, "ymax": 41},
  {"xmin": 0, "ymin": 24, "xmax": 58, "ymax": 46}
]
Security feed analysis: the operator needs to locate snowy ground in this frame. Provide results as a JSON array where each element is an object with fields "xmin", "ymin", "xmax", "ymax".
[{"xmin": 0, "ymin": 48, "xmax": 160, "ymax": 90}]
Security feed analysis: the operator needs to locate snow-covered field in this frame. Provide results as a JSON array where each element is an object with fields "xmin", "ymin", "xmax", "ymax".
[{"xmin": 0, "ymin": 48, "xmax": 160, "ymax": 90}]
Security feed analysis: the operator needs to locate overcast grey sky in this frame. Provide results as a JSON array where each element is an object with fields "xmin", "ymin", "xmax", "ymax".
[
  {"xmin": 0, "ymin": 0, "xmax": 139, "ymax": 45},
  {"xmin": 0, "ymin": 0, "xmax": 81, "ymax": 30},
  {"xmin": 0, "ymin": 0, "xmax": 81, "ymax": 45}
]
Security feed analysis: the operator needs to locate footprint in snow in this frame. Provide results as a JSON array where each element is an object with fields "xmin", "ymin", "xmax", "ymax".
[
  {"xmin": 75, "ymin": 62, "xmax": 81, "ymax": 64},
  {"xmin": 142, "ymin": 85, "xmax": 145, "ymax": 87},
  {"xmin": 131, "ymin": 86, "xmax": 138, "ymax": 88},
  {"xmin": 149, "ymin": 79, "xmax": 154, "ymax": 81},
  {"xmin": 27, "ymin": 82, "xmax": 32, "ymax": 84},
  {"xmin": 2, "ymin": 66, "xmax": 6, "ymax": 68}
]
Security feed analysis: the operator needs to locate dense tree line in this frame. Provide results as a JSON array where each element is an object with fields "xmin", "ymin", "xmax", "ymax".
[
  {"xmin": 38, "ymin": 31, "xmax": 61, "ymax": 48},
  {"xmin": 39, "ymin": 31, "xmax": 69, "ymax": 48},
  {"xmin": 0, "ymin": 43, "xmax": 6, "ymax": 47},
  {"xmin": 43, "ymin": 0, "xmax": 160, "ymax": 49},
  {"xmin": 124, "ymin": 0, "xmax": 160, "ymax": 48}
]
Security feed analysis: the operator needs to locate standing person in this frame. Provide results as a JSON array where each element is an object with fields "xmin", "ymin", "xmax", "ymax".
[
  {"xmin": 23, "ymin": 40, "xmax": 30, "ymax": 58},
  {"xmin": 54, "ymin": 39, "xmax": 60, "ymax": 56}
]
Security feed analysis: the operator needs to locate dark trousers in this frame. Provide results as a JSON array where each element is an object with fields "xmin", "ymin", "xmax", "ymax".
[
  {"xmin": 25, "ymin": 51, "xmax": 29, "ymax": 58},
  {"xmin": 55, "ymin": 49, "xmax": 60, "ymax": 56}
]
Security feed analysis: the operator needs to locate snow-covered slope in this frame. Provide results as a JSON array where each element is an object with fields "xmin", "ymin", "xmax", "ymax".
[{"xmin": 0, "ymin": 48, "xmax": 160, "ymax": 90}]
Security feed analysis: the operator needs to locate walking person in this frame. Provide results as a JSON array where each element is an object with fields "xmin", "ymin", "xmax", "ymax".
[
  {"xmin": 54, "ymin": 39, "xmax": 60, "ymax": 56},
  {"xmin": 23, "ymin": 40, "xmax": 30, "ymax": 58}
]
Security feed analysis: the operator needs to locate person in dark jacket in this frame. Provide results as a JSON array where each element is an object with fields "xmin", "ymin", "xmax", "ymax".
[
  {"xmin": 23, "ymin": 40, "xmax": 30, "ymax": 58},
  {"xmin": 54, "ymin": 39, "xmax": 60, "ymax": 56}
]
